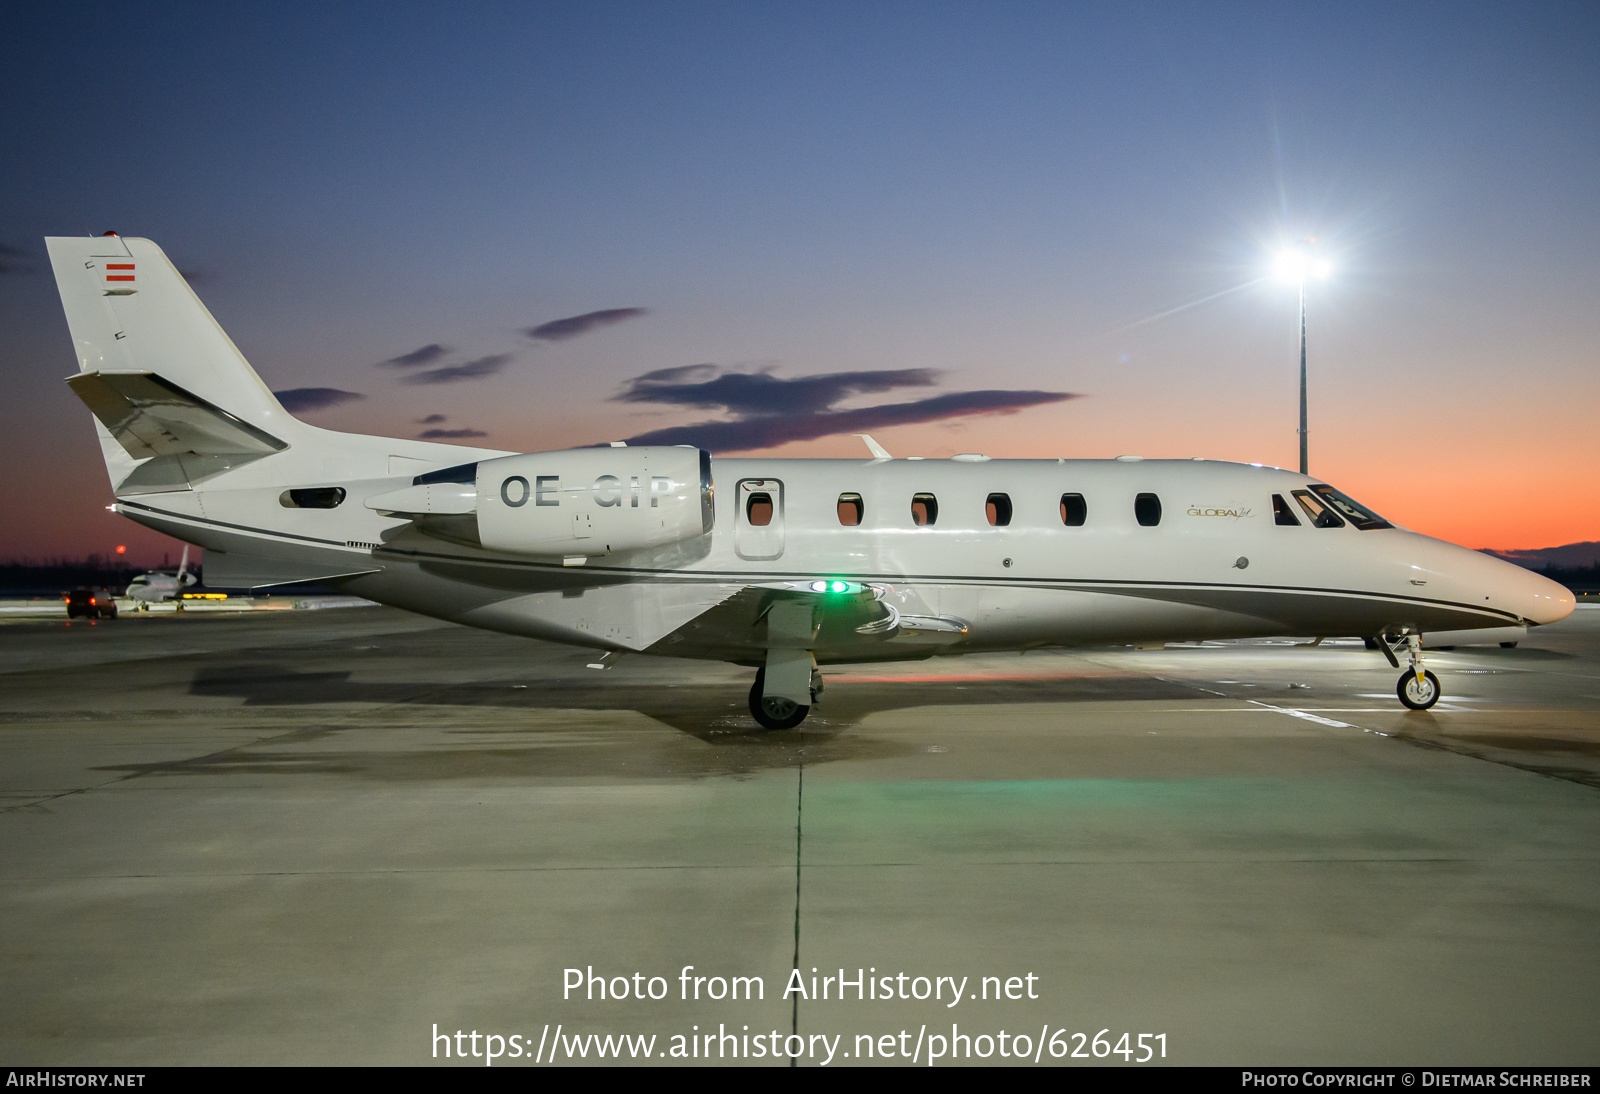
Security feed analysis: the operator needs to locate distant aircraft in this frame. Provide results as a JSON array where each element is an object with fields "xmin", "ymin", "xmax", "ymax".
[
  {"xmin": 46, "ymin": 234, "xmax": 1575, "ymax": 726},
  {"xmin": 124, "ymin": 544, "xmax": 197, "ymax": 608}
]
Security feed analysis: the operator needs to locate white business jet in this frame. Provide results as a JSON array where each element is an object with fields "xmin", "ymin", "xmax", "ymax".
[
  {"xmin": 124, "ymin": 543, "xmax": 197, "ymax": 607},
  {"xmin": 47, "ymin": 234, "xmax": 1573, "ymax": 727}
]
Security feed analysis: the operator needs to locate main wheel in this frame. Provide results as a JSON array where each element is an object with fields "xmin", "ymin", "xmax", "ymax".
[
  {"xmin": 748, "ymin": 669, "xmax": 809, "ymax": 730},
  {"xmin": 1397, "ymin": 669, "xmax": 1441, "ymax": 710}
]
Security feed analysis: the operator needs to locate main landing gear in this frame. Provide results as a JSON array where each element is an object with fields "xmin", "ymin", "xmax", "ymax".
[
  {"xmin": 748, "ymin": 599, "xmax": 823, "ymax": 730},
  {"xmin": 748, "ymin": 667, "xmax": 812, "ymax": 730},
  {"xmin": 1375, "ymin": 633, "xmax": 1441, "ymax": 710}
]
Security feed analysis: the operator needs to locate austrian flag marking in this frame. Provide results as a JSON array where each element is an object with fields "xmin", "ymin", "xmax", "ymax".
[{"xmin": 105, "ymin": 263, "xmax": 135, "ymax": 283}]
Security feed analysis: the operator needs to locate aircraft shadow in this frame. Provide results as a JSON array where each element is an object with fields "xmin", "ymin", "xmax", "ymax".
[
  {"xmin": 187, "ymin": 662, "xmax": 1196, "ymax": 729},
  {"xmin": 152, "ymin": 663, "xmax": 1204, "ymax": 783}
]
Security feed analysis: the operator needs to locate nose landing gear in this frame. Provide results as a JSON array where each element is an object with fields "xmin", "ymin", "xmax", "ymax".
[
  {"xmin": 1372, "ymin": 633, "xmax": 1443, "ymax": 710},
  {"xmin": 1396, "ymin": 634, "xmax": 1441, "ymax": 711}
]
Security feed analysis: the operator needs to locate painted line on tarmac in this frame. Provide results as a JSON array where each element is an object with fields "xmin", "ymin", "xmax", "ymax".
[{"xmin": 1245, "ymin": 700, "xmax": 1356, "ymax": 728}]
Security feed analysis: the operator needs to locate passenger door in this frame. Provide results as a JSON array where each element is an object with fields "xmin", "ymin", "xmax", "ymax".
[{"xmin": 735, "ymin": 478, "xmax": 785, "ymax": 561}]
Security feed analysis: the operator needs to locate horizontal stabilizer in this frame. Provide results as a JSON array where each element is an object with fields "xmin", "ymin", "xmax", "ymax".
[{"xmin": 68, "ymin": 370, "xmax": 288, "ymax": 461}]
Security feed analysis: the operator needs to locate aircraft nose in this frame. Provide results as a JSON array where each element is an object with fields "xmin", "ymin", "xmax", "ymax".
[{"xmin": 1506, "ymin": 563, "xmax": 1575, "ymax": 626}]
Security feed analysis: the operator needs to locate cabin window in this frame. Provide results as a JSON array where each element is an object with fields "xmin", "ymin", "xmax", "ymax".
[
  {"xmin": 280, "ymin": 487, "xmax": 346, "ymax": 509},
  {"xmin": 1060, "ymin": 493, "xmax": 1086, "ymax": 526},
  {"xmin": 1292, "ymin": 490, "xmax": 1345, "ymax": 528},
  {"xmin": 985, "ymin": 493, "xmax": 1012, "ymax": 527},
  {"xmin": 1272, "ymin": 494, "xmax": 1301, "ymax": 526},
  {"xmin": 837, "ymin": 493, "xmax": 863, "ymax": 526},
  {"xmin": 746, "ymin": 492, "xmax": 774, "ymax": 526},
  {"xmin": 911, "ymin": 493, "xmax": 938, "ymax": 526},
  {"xmin": 1310, "ymin": 485, "xmax": 1392, "ymax": 530},
  {"xmin": 1134, "ymin": 492, "xmax": 1162, "ymax": 527}
]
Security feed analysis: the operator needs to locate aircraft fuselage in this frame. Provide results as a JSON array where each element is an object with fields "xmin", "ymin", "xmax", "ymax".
[{"xmin": 112, "ymin": 453, "xmax": 1571, "ymax": 666}]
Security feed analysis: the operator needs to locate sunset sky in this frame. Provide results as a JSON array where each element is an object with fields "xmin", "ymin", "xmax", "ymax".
[{"xmin": 1, "ymin": 2, "xmax": 1596, "ymax": 565}]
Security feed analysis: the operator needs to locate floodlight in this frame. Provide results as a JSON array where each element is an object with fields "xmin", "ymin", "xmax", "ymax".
[{"xmin": 1275, "ymin": 248, "xmax": 1330, "ymax": 284}]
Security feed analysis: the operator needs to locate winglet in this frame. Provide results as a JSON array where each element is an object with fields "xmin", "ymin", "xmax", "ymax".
[{"xmin": 855, "ymin": 434, "xmax": 892, "ymax": 459}]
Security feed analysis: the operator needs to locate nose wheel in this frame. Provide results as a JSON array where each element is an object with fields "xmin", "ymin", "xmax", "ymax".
[
  {"xmin": 1395, "ymin": 634, "xmax": 1441, "ymax": 710},
  {"xmin": 1398, "ymin": 668, "xmax": 1441, "ymax": 710}
]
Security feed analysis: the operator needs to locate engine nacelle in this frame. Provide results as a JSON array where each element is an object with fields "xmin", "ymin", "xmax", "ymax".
[{"xmin": 475, "ymin": 446, "xmax": 712, "ymax": 557}]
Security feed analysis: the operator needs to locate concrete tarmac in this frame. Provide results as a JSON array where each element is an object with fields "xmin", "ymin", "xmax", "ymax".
[{"xmin": 2, "ymin": 606, "xmax": 1598, "ymax": 1066}]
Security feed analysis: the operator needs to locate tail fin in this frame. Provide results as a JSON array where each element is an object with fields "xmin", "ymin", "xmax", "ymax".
[{"xmin": 46, "ymin": 234, "xmax": 305, "ymax": 490}]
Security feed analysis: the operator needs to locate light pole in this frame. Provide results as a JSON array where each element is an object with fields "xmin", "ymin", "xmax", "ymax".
[
  {"xmin": 1297, "ymin": 278, "xmax": 1307, "ymax": 475},
  {"xmin": 1275, "ymin": 243, "xmax": 1328, "ymax": 476}
]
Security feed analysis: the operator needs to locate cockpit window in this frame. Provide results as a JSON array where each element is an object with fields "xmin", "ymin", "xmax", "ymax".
[
  {"xmin": 1292, "ymin": 490, "xmax": 1345, "ymax": 528},
  {"xmin": 1310, "ymin": 485, "xmax": 1393, "ymax": 530},
  {"xmin": 1271, "ymin": 494, "xmax": 1301, "ymax": 526}
]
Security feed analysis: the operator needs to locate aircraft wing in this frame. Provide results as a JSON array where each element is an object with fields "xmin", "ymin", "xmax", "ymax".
[
  {"xmin": 66, "ymin": 370, "xmax": 288, "ymax": 460},
  {"xmin": 647, "ymin": 580, "xmax": 966, "ymax": 663}
]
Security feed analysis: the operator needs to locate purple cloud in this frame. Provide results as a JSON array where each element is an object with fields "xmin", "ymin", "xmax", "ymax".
[
  {"xmin": 525, "ymin": 308, "xmax": 647, "ymax": 342},
  {"xmin": 622, "ymin": 388, "xmax": 1077, "ymax": 451},
  {"xmin": 416, "ymin": 413, "xmax": 448, "ymax": 424},
  {"xmin": 615, "ymin": 365, "xmax": 940, "ymax": 416},
  {"xmin": 0, "ymin": 243, "xmax": 34, "ymax": 275},
  {"xmin": 381, "ymin": 343, "xmax": 452, "ymax": 368},
  {"xmin": 403, "ymin": 354, "xmax": 514, "ymax": 385},
  {"xmin": 274, "ymin": 387, "xmax": 364, "ymax": 412},
  {"xmin": 420, "ymin": 427, "xmax": 488, "ymax": 439},
  {"xmin": 608, "ymin": 363, "xmax": 1076, "ymax": 451}
]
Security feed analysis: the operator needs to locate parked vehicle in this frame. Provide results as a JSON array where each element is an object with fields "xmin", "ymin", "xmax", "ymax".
[{"xmin": 65, "ymin": 587, "xmax": 119, "ymax": 620}]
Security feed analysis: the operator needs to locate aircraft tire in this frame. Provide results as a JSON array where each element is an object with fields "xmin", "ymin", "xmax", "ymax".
[
  {"xmin": 1397, "ymin": 669, "xmax": 1441, "ymax": 711},
  {"xmin": 748, "ymin": 670, "xmax": 809, "ymax": 730}
]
